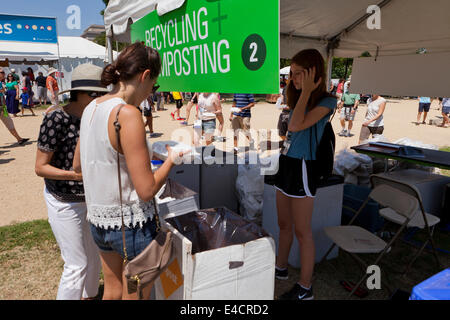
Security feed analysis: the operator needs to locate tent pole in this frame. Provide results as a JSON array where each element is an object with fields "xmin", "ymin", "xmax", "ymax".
[
  {"xmin": 55, "ymin": 18, "xmax": 63, "ymax": 100},
  {"xmin": 326, "ymin": 49, "xmax": 334, "ymax": 90},
  {"xmin": 107, "ymin": 30, "xmax": 114, "ymax": 64}
]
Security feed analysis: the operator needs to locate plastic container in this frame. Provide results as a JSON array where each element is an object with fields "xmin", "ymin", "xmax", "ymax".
[
  {"xmin": 341, "ymin": 184, "xmax": 384, "ymax": 233},
  {"xmin": 410, "ymin": 268, "xmax": 450, "ymax": 300}
]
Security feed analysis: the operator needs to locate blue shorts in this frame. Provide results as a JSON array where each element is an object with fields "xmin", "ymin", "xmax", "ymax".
[
  {"xmin": 90, "ymin": 218, "xmax": 158, "ymax": 260},
  {"xmin": 202, "ymin": 119, "xmax": 216, "ymax": 133},
  {"xmin": 419, "ymin": 103, "xmax": 431, "ymax": 113},
  {"xmin": 443, "ymin": 106, "xmax": 450, "ymax": 115}
]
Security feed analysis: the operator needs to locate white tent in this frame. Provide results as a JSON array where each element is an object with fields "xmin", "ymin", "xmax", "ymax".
[
  {"xmin": 103, "ymin": 0, "xmax": 450, "ymax": 96},
  {"xmin": 280, "ymin": 66, "xmax": 290, "ymax": 76},
  {"xmin": 105, "ymin": 0, "xmax": 450, "ymax": 58},
  {"xmin": 1, "ymin": 36, "xmax": 118, "ymax": 96}
]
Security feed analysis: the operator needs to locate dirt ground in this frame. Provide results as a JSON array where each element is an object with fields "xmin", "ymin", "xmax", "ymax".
[{"xmin": 0, "ymin": 98, "xmax": 449, "ymax": 226}]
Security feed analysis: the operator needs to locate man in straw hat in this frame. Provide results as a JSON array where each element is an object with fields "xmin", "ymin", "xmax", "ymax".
[{"xmin": 35, "ymin": 63, "xmax": 109, "ymax": 300}]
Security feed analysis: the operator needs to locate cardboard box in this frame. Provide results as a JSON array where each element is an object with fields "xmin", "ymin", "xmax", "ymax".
[{"xmin": 154, "ymin": 208, "xmax": 276, "ymax": 300}]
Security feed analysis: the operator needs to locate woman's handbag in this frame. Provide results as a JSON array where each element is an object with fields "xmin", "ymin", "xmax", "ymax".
[{"xmin": 114, "ymin": 104, "xmax": 175, "ymax": 300}]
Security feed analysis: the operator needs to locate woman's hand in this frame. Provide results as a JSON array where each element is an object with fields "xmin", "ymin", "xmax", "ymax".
[
  {"xmin": 166, "ymin": 145, "xmax": 190, "ymax": 166},
  {"xmin": 362, "ymin": 121, "xmax": 371, "ymax": 127},
  {"xmin": 71, "ymin": 171, "xmax": 83, "ymax": 181},
  {"xmin": 301, "ymin": 67, "xmax": 322, "ymax": 94}
]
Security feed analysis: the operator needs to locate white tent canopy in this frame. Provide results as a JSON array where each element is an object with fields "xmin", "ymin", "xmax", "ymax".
[
  {"xmin": 103, "ymin": 0, "xmax": 450, "ymax": 96},
  {"xmin": 0, "ymin": 36, "xmax": 117, "ymax": 62},
  {"xmin": 1, "ymin": 37, "xmax": 118, "ymax": 95},
  {"xmin": 104, "ymin": 0, "xmax": 450, "ymax": 58},
  {"xmin": 104, "ymin": 0, "xmax": 185, "ymax": 43}
]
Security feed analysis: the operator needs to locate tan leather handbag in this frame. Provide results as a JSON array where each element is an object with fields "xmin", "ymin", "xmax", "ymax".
[{"xmin": 114, "ymin": 104, "xmax": 174, "ymax": 300}]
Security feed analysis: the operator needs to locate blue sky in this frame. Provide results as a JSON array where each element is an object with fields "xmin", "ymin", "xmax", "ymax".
[{"xmin": 1, "ymin": 0, "xmax": 105, "ymax": 36}]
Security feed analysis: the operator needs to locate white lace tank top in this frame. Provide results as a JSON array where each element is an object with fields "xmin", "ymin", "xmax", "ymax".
[
  {"xmin": 198, "ymin": 93, "xmax": 217, "ymax": 121},
  {"xmin": 79, "ymin": 97, "xmax": 155, "ymax": 230}
]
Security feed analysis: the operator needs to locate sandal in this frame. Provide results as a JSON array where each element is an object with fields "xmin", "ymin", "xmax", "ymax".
[
  {"xmin": 18, "ymin": 138, "xmax": 29, "ymax": 145},
  {"xmin": 339, "ymin": 280, "xmax": 369, "ymax": 298}
]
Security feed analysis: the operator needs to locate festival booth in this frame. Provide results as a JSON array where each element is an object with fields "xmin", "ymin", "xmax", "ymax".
[
  {"xmin": 0, "ymin": 36, "xmax": 117, "ymax": 99},
  {"xmin": 104, "ymin": 0, "xmax": 450, "ymax": 300}
]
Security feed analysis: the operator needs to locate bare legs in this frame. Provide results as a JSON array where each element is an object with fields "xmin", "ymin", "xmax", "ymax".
[
  {"xmin": 99, "ymin": 251, "xmax": 152, "ymax": 300},
  {"xmin": 276, "ymin": 190, "xmax": 315, "ymax": 288}
]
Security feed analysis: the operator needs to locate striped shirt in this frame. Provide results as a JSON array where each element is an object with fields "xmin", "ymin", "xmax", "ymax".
[{"xmin": 233, "ymin": 94, "xmax": 255, "ymax": 118}]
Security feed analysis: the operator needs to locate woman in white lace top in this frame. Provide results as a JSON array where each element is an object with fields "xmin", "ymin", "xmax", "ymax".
[{"xmin": 74, "ymin": 43, "xmax": 184, "ymax": 300}]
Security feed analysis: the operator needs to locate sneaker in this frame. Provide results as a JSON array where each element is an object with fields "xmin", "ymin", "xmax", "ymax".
[
  {"xmin": 18, "ymin": 138, "xmax": 29, "ymax": 145},
  {"xmin": 170, "ymin": 112, "xmax": 175, "ymax": 120},
  {"xmin": 345, "ymin": 131, "xmax": 351, "ymax": 137},
  {"xmin": 275, "ymin": 267, "xmax": 288, "ymax": 280},
  {"xmin": 338, "ymin": 129, "xmax": 347, "ymax": 136},
  {"xmin": 279, "ymin": 283, "xmax": 314, "ymax": 300},
  {"xmin": 181, "ymin": 121, "xmax": 188, "ymax": 125}
]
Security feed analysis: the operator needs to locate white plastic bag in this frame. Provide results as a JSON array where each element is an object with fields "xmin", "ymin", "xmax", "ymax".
[{"xmin": 236, "ymin": 163, "xmax": 264, "ymax": 221}]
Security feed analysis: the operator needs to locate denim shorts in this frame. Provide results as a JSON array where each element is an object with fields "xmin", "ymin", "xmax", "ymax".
[
  {"xmin": 90, "ymin": 218, "xmax": 158, "ymax": 260},
  {"xmin": 202, "ymin": 119, "xmax": 216, "ymax": 133}
]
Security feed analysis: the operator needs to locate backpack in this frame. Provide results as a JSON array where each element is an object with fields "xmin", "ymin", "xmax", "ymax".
[{"xmin": 311, "ymin": 108, "xmax": 336, "ymax": 182}]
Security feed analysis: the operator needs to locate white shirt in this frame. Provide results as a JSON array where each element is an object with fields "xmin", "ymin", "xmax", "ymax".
[
  {"xmin": 80, "ymin": 97, "xmax": 155, "ymax": 229},
  {"xmin": 365, "ymin": 97, "xmax": 386, "ymax": 127},
  {"xmin": 198, "ymin": 93, "xmax": 217, "ymax": 121}
]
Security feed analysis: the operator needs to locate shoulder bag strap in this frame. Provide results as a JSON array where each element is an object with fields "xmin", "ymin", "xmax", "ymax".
[
  {"xmin": 113, "ymin": 104, "xmax": 128, "ymax": 264},
  {"xmin": 114, "ymin": 104, "xmax": 162, "ymax": 265}
]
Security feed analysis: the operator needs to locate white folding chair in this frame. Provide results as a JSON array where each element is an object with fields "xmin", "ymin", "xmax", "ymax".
[
  {"xmin": 370, "ymin": 174, "xmax": 441, "ymax": 276},
  {"xmin": 321, "ymin": 184, "xmax": 419, "ymax": 299}
]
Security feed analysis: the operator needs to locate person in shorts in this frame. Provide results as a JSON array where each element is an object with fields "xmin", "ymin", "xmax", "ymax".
[
  {"xmin": 417, "ymin": 96, "xmax": 432, "ymax": 125},
  {"xmin": 266, "ymin": 49, "xmax": 337, "ymax": 301},
  {"xmin": 142, "ymin": 94, "xmax": 157, "ymax": 137},
  {"xmin": 198, "ymin": 92, "xmax": 221, "ymax": 145},
  {"xmin": 171, "ymin": 91, "xmax": 183, "ymax": 120},
  {"xmin": 20, "ymin": 87, "xmax": 36, "ymax": 116},
  {"xmin": 35, "ymin": 72, "xmax": 47, "ymax": 105},
  {"xmin": 337, "ymin": 82, "xmax": 360, "ymax": 137},
  {"xmin": 358, "ymin": 95, "xmax": 387, "ymax": 143},
  {"xmin": 440, "ymin": 98, "xmax": 450, "ymax": 128},
  {"xmin": 230, "ymin": 93, "xmax": 255, "ymax": 153}
]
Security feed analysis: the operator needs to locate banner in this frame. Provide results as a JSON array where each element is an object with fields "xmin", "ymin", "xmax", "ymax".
[
  {"xmin": 0, "ymin": 14, "xmax": 57, "ymax": 44},
  {"xmin": 131, "ymin": 0, "xmax": 279, "ymax": 94}
]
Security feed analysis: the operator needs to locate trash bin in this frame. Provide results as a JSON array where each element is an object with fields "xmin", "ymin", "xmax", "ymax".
[
  {"xmin": 154, "ymin": 207, "xmax": 276, "ymax": 300},
  {"xmin": 342, "ymin": 184, "xmax": 384, "ymax": 233},
  {"xmin": 410, "ymin": 268, "xmax": 450, "ymax": 300}
]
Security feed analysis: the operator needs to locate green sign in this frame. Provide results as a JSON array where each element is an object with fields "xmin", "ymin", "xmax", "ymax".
[{"xmin": 131, "ymin": 0, "xmax": 279, "ymax": 94}]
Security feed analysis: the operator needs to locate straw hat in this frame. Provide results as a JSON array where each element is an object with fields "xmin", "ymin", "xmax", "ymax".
[
  {"xmin": 59, "ymin": 64, "xmax": 109, "ymax": 95},
  {"xmin": 47, "ymin": 67, "xmax": 58, "ymax": 76}
]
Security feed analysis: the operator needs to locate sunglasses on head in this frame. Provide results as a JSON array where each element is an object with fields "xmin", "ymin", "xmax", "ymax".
[{"xmin": 87, "ymin": 91, "xmax": 107, "ymax": 98}]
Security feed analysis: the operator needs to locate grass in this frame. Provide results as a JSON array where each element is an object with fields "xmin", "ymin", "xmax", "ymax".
[{"xmin": 1, "ymin": 217, "xmax": 449, "ymax": 300}]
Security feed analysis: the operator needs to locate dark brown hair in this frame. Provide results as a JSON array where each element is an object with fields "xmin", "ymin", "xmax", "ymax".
[
  {"xmin": 286, "ymin": 49, "xmax": 334, "ymax": 111},
  {"xmin": 101, "ymin": 42, "xmax": 161, "ymax": 86}
]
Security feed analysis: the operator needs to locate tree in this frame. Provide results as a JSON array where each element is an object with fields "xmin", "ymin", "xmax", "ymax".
[{"xmin": 95, "ymin": 0, "xmax": 127, "ymax": 52}]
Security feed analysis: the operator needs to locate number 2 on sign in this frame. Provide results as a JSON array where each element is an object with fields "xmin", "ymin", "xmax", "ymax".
[{"xmin": 249, "ymin": 42, "xmax": 258, "ymax": 63}]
